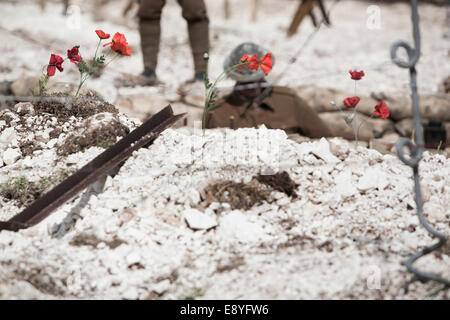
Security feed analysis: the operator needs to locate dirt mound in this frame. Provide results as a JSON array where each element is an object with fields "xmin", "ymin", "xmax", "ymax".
[
  {"xmin": 256, "ymin": 171, "xmax": 299, "ymax": 198},
  {"xmin": 57, "ymin": 113, "xmax": 130, "ymax": 156},
  {"xmin": 33, "ymin": 92, "xmax": 118, "ymax": 122},
  {"xmin": 0, "ymin": 168, "xmax": 74, "ymax": 207},
  {"xmin": 69, "ymin": 233, "xmax": 127, "ymax": 249},
  {"xmin": 202, "ymin": 180, "xmax": 272, "ymax": 211},
  {"xmin": 202, "ymin": 172, "xmax": 299, "ymax": 210}
]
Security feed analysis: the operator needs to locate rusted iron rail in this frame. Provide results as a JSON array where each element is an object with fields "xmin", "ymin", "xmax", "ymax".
[{"xmin": 0, "ymin": 105, "xmax": 185, "ymax": 232}]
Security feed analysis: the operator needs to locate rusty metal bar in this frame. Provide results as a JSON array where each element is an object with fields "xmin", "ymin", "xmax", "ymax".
[{"xmin": 0, "ymin": 105, "xmax": 185, "ymax": 232}]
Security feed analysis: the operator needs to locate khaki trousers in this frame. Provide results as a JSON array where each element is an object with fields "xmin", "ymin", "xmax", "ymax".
[{"xmin": 138, "ymin": 0, "xmax": 209, "ymax": 73}]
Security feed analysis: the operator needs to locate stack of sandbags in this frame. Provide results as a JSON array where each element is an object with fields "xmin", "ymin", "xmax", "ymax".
[{"xmin": 295, "ymin": 84, "xmax": 450, "ymax": 153}]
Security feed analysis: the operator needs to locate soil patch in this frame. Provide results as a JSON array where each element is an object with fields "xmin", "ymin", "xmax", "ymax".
[
  {"xmin": 255, "ymin": 171, "xmax": 299, "ymax": 198},
  {"xmin": 33, "ymin": 92, "xmax": 118, "ymax": 122},
  {"xmin": 202, "ymin": 180, "xmax": 272, "ymax": 210},
  {"xmin": 19, "ymin": 140, "xmax": 40, "ymax": 158},
  {"xmin": 57, "ymin": 115, "xmax": 130, "ymax": 156},
  {"xmin": 202, "ymin": 172, "xmax": 299, "ymax": 210},
  {"xmin": 70, "ymin": 233, "xmax": 127, "ymax": 249},
  {"xmin": 12, "ymin": 265, "xmax": 66, "ymax": 296},
  {"xmin": 0, "ymin": 168, "xmax": 76, "ymax": 207},
  {"xmin": 0, "ymin": 176, "xmax": 45, "ymax": 208}
]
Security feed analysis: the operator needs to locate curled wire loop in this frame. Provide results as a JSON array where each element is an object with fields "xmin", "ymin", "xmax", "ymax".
[
  {"xmin": 391, "ymin": 0, "xmax": 421, "ymax": 69},
  {"xmin": 391, "ymin": 41, "xmax": 420, "ymax": 69},
  {"xmin": 393, "ymin": 0, "xmax": 449, "ymax": 288},
  {"xmin": 395, "ymin": 138, "xmax": 422, "ymax": 168}
]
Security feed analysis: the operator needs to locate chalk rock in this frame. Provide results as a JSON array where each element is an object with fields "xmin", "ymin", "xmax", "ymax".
[
  {"xmin": 184, "ymin": 208, "xmax": 217, "ymax": 230},
  {"xmin": 152, "ymin": 280, "xmax": 171, "ymax": 295},
  {"xmin": 105, "ymin": 199, "xmax": 128, "ymax": 211},
  {"xmin": 126, "ymin": 252, "xmax": 141, "ymax": 267},
  {"xmin": 329, "ymin": 138, "xmax": 350, "ymax": 158},
  {"xmin": 356, "ymin": 167, "xmax": 389, "ymax": 192},
  {"xmin": 219, "ymin": 211, "xmax": 264, "ymax": 243},
  {"xmin": 335, "ymin": 170, "xmax": 357, "ymax": 198},
  {"xmin": 425, "ymin": 202, "xmax": 447, "ymax": 223},
  {"xmin": 311, "ymin": 138, "xmax": 340, "ymax": 164},
  {"xmin": 0, "ymin": 127, "xmax": 16, "ymax": 151},
  {"xmin": 3, "ymin": 148, "xmax": 21, "ymax": 165},
  {"xmin": 296, "ymin": 142, "xmax": 313, "ymax": 156},
  {"xmin": 13, "ymin": 102, "xmax": 35, "ymax": 116},
  {"xmin": 22, "ymin": 156, "xmax": 34, "ymax": 168}
]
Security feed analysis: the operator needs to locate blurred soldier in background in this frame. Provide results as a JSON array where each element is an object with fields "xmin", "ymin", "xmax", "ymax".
[
  {"xmin": 138, "ymin": 0, "xmax": 209, "ymax": 85},
  {"xmin": 206, "ymin": 43, "xmax": 333, "ymax": 138}
]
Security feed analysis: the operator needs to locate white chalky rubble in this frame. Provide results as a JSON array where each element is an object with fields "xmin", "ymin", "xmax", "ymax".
[
  {"xmin": 2, "ymin": 148, "xmax": 21, "ymax": 165},
  {"xmin": 0, "ymin": 122, "xmax": 449, "ymax": 299},
  {"xmin": 0, "ymin": 0, "xmax": 449, "ymax": 300},
  {"xmin": 183, "ymin": 208, "xmax": 217, "ymax": 230}
]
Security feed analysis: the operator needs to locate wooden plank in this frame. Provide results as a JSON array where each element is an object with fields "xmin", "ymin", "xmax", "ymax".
[
  {"xmin": 317, "ymin": 0, "xmax": 331, "ymax": 25},
  {"xmin": 224, "ymin": 0, "xmax": 231, "ymax": 20},
  {"xmin": 251, "ymin": 0, "xmax": 260, "ymax": 22},
  {"xmin": 287, "ymin": 0, "xmax": 315, "ymax": 37}
]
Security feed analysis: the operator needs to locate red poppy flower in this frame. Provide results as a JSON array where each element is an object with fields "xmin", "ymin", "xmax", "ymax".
[
  {"xmin": 260, "ymin": 53, "xmax": 273, "ymax": 76},
  {"xmin": 47, "ymin": 54, "xmax": 64, "ymax": 77},
  {"xmin": 238, "ymin": 54, "xmax": 249, "ymax": 70},
  {"xmin": 343, "ymin": 96, "xmax": 360, "ymax": 108},
  {"xmin": 95, "ymin": 30, "xmax": 110, "ymax": 40},
  {"xmin": 373, "ymin": 101, "xmax": 390, "ymax": 119},
  {"xmin": 349, "ymin": 69, "xmax": 365, "ymax": 80},
  {"xmin": 103, "ymin": 32, "xmax": 131, "ymax": 56},
  {"xmin": 67, "ymin": 46, "xmax": 82, "ymax": 66},
  {"xmin": 246, "ymin": 54, "xmax": 259, "ymax": 71}
]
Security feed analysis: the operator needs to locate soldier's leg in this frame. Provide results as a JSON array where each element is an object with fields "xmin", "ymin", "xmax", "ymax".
[
  {"xmin": 138, "ymin": 0, "xmax": 166, "ymax": 71},
  {"xmin": 62, "ymin": 0, "xmax": 69, "ymax": 15},
  {"xmin": 177, "ymin": 0, "xmax": 209, "ymax": 74}
]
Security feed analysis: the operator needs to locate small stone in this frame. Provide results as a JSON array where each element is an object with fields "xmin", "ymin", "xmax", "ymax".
[
  {"xmin": 187, "ymin": 188, "xmax": 201, "ymax": 205},
  {"xmin": 46, "ymin": 139, "xmax": 58, "ymax": 149},
  {"xmin": 152, "ymin": 280, "xmax": 171, "ymax": 295},
  {"xmin": 184, "ymin": 208, "xmax": 217, "ymax": 230},
  {"xmin": 3, "ymin": 148, "xmax": 21, "ymax": 165},
  {"xmin": 105, "ymin": 199, "xmax": 127, "ymax": 211},
  {"xmin": 22, "ymin": 156, "xmax": 34, "ymax": 168},
  {"xmin": 126, "ymin": 252, "xmax": 141, "ymax": 266},
  {"xmin": 311, "ymin": 138, "xmax": 340, "ymax": 164},
  {"xmin": 335, "ymin": 170, "xmax": 357, "ymax": 198},
  {"xmin": 0, "ymin": 127, "xmax": 17, "ymax": 151},
  {"xmin": 277, "ymin": 197, "xmax": 291, "ymax": 206},
  {"xmin": 219, "ymin": 211, "xmax": 264, "ymax": 243},
  {"xmin": 14, "ymin": 102, "xmax": 35, "ymax": 116}
]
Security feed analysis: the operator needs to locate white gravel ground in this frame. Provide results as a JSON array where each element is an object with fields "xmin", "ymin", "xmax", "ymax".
[
  {"xmin": 0, "ymin": 125, "xmax": 449, "ymax": 299},
  {"xmin": 0, "ymin": 0, "xmax": 449, "ymax": 300}
]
